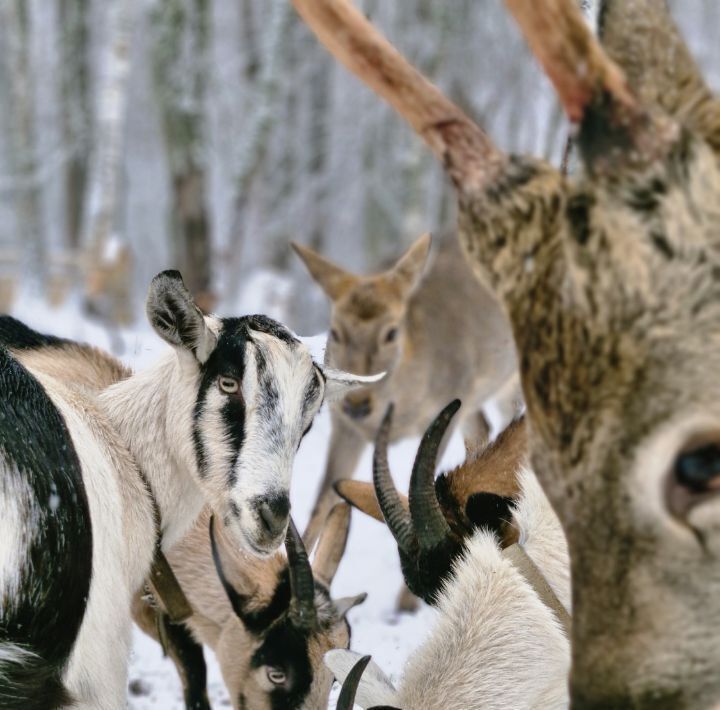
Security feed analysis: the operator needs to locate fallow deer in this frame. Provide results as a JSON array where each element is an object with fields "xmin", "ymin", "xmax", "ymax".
[
  {"xmin": 294, "ymin": 234, "xmax": 521, "ymax": 547},
  {"xmin": 291, "ymin": 0, "xmax": 720, "ymax": 705}
]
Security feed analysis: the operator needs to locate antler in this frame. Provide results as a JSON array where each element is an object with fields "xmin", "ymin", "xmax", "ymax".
[
  {"xmin": 289, "ymin": 0, "xmax": 504, "ymax": 191},
  {"xmin": 285, "ymin": 518, "xmax": 318, "ymax": 631}
]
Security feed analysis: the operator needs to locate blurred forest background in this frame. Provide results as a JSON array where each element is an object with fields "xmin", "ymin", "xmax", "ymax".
[{"xmin": 0, "ymin": 0, "xmax": 719, "ymax": 337}]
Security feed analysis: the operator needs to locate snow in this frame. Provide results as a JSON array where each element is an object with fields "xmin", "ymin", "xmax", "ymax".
[{"xmin": 10, "ymin": 294, "xmax": 468, "ymax": 709}]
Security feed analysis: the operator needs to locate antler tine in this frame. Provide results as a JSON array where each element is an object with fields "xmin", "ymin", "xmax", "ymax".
[
  {"xmin": 208, "ymin": 515, "xmax": 251, "ymax": 620},
  {"xmin": 409, "ymin": 400, "xmax": 460, "ymax": 550},
  {"xmin": 504, "ymin": 0, "xmax": 635, "ymax": 124},
  {"xmin": 290, "ymin": 0, "xmax": 504, "ymax": 191},
  {"xmin": 312, "ymin": 502, "xmax": 351, "ymax": 586},
  {"xmin": 285, "ymin": 517, "xmax": 318, "ymax": 631},
  {"xmin": 373, "ymin": 405, "xmax": 415, "ymax": 552},
  {"xmin": 336, "ymin": 655, "xmax": 372, "ymax": 710}
]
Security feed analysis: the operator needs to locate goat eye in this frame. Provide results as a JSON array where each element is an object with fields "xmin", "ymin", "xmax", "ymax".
[
  {"xmin": 674, "ymin": 444, "xmax": 720, "ymax": 492},
  {"xmin": 384, "ymin": 327, "xmax": 398, "ymax": 343},
  {"xmin": 330, "ymin": 328, "xmax": 341, "ymax": 343},
  {"xmin": 266, "ymin": 667, "xmax": 286, "ymax": 685},
  {"xmin": 219, "ymin": 376, "xmax": 240, "ymax": 394}
]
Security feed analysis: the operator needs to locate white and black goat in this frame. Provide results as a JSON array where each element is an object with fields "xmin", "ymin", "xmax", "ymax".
[
  {"xmin": 328, "ymin": 403, "xmax": 571, "ymax": 709},
  {"xmin": 133, "ymin": 503, "xmax": 366, "ymax": 710},
  {"xmin": 0, "ymin": 270, "xmax": 377, "ymax": 709}
]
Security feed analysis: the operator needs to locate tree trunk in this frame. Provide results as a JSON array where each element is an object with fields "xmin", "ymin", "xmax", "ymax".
[{"xmin": 152, "ymin": 0, "xmax": 213, "ymax": 310}]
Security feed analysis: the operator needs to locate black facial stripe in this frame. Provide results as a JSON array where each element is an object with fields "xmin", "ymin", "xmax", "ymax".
[
  {"xmin": 240, "ymin": 568, "xmax": 293, "ymax": 634},
  {"xmin": 192, "ymin": 315, "xmax": 301, "ymax": 484},
  {"xmin": 0, "ymin": 347, "xmax": 92, "ymax": 704},
  {"xmin": 250, "ymin": 619, "xmax": 313, "ymax": 710}
]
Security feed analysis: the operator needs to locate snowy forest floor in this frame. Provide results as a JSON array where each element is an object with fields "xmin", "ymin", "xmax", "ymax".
[{"xmin": 11, "ymin": 292, "xmax": 469, "ymax": 709}]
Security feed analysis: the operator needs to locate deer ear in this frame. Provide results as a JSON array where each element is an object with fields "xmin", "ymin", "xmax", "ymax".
[
  {"xmin": 292, "ymin": 242, "xmax": 357, "ymax": 301},
  {"xmin": 325, "ymin": 650, "xmax": 399, "ymax": 709},
  {"xmin": 146, "ymin": 270, "xmax": 218, "ymax": 363},
  {"xmin": 321, "ymin": 367, "xmax": 385, "ymax": 402},
  {"xmin": 390, "ymin": 233, "xmax": 431, "ymax": 297}
]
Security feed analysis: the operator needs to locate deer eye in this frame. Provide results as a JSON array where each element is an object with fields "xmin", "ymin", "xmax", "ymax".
[
  {"xmin": 674, "ymin": 444, "xmax": 720, "ymax": 492},
  {"xmin": 266, "ymin": 667, "xmax": 286, "ymax": 685},
  {"xmin": 219, "ymin": 376, "xmax": 240, "ymax": 394},
  {"xmin": 384, "ymin": 327, "xmax": 398, "ymax": 343}
]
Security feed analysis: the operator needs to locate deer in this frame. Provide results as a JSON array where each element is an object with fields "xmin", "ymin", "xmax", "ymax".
[
  {"xmin": 290, "ymin": 0, "xmax": 720, "ymax": 705},
  {"xmin": 133, "ymin": 503, "xmax": 366, "ymax": 710},
  {"xmin": 325, "ymin": 410, "xmax": 571, "ymax": 709},
  {"xmin": 293, "ymin": 233, "xmax": 522, "ymax": 548},
  {"xmin": 0, "ymin": 271, "xmax": 376, "ymax": 708}
]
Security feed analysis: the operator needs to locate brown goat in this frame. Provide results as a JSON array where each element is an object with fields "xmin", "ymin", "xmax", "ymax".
[{"xmin": 290, "ymin": 0, "xmax": 720, "ymax": 706}]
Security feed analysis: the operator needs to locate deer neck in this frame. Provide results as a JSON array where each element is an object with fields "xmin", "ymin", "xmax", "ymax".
[{"xmin": 99, "ymin": 351, "xmax": 205, "ymax": 550}]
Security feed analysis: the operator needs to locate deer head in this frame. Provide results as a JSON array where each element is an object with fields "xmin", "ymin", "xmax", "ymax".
[
  {"xmin": 292, "ymin": 235, "xmax": 430, "ymax": 422},
  {"xmin": 290, "ymin": 0, "xmax": 720, "ymax": 706}
]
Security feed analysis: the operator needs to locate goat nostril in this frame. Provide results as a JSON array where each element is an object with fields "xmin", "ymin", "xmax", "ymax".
[{"xmin": 258, "ymin": 494, "xmax": 290, "ymax": 537}]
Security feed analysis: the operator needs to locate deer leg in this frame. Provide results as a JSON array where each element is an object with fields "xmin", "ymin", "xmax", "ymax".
[
  {"xmin": 461, "ymin": 411, "xmax": 491, "ymax": 456},
  {"xmin": 133, "ymin": 595, "xmax": 210, "ymax": 710},
  {"xmin": 303, "ymin": 413, "xmax": 366, "ymax": 548}
]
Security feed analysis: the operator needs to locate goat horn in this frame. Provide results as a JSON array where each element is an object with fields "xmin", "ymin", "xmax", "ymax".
[
  {"xmin": 209, "ymin": 515, "xmax": 251, "ymax": 620},
  {"xmin": 409, "ymin": 400, "xmax": 460, "ymax": 550},
  {"xmin": 373, "ymin": 404, "xmax": 414, "ymax": 552},
  {"xmin": 336, "ymin": 655, "xmax": 372, "ymax": 710},
  {"xmin": 312, "ymin": 502, "xmax": 351, "ymax": 586},
  {"xmin": 285, "ymin": 517, "xmax": 318, "ymax": 631}
]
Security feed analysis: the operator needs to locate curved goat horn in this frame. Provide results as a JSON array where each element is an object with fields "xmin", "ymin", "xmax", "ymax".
[
  {"xmin": 336, "ymin": 655, "xmax": 372, "ymax": 710},
  {"xmin": 373, "ymin": 404, "xmax": 414, "ymax": 551},
  {"xmin": 285, "ymin": 517, "xmax": 318, "ymax": 631},
  {"xmin": 409, "ymin": 400, "xmax": 461, "ymax": 550},
  {"xmin": 209, "ymin": 515, "xmax": 251, "ymax": 620}
]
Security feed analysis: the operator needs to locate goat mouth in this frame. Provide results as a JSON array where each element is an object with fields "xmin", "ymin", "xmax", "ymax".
[{"xmin": 237, "ymin": 524, "xmax": 277, "ymax": 558}]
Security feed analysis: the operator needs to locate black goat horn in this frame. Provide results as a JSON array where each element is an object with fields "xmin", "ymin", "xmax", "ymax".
[
  {"xmin": 373, "ymin": 404, "xmax": 414, "ymax": 551},
  {"xmin": 209, "ymin": 515, "xmax": 251, "ymax": 620},
  {"xmin": 409, "ymin": 400, "xmax": 460, "ymax": 550},
  {"xmin": 286, "ymin": 517, "xmax": 318, "ymax": 631},
  {"xmin": 336, "ymin": 655, "xmax": 372, "ymax": 710}
]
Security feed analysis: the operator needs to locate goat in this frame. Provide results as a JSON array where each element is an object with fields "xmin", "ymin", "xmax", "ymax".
[
  {"xmin": 335, "ymin": 404, "xmax": 527, "ymax": 599},
  {"xmin": 133, "ymin": 503, "xmax": 366, "ymax": 710},
  {"xmin": 326, "ymin": 464, "xmax": 571, "ymax": 709},
  {"xmin": 0, "ymin": 270, "xmax": 376, "ymax": 708},
  {"xmin": 295, "ymin": 234, "xmax": 522, "ymax": 547},
  {"xmin": 291, "ymin": 0, "xmax": 720, "ymax": 704}
]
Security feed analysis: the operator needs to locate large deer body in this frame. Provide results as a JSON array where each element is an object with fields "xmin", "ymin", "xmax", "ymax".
[{"xmin": 291, "ymin": 0, "xmax": 720, "ymax": 706}]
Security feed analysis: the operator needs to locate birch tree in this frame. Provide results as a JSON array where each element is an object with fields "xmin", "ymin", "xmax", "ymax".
[{"xmin": 152, "ymin": 0, "xmax": 213, "ymax": 311}]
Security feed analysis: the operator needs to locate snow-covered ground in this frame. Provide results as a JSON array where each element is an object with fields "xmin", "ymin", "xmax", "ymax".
[{"xmin": 11, "ymin": 293, "xmax": 468, "ymax": 709}]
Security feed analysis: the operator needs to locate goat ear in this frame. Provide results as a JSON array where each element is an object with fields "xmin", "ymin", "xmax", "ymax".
[
  {"xmin": 334, "ymin": 479, "xmax": 409, "ymax": 524},
  {"xmin": 334, "ymin": 592, "xmax": 367, "ymax": 619},
  {"xmin": 321, "ymin": 367, "xmax": 385, "ymax": 402},
  {"xmin": 146, "ymin": 270, "xmax": 218, "ymax": 363},
  {"xmin": 313, "ymin": 502, "xmax": 352, "ymax": 585},
  {"xmin": 389, "ymin": 232, "xmax": 431, "ymax": 297},
  {"xmin": 292, "ymin": 242, "xmax": 357, "ymax": 301},
  {"xmin": 324, "ymin": 650, "xmax": 399, "ymax": 709}
]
